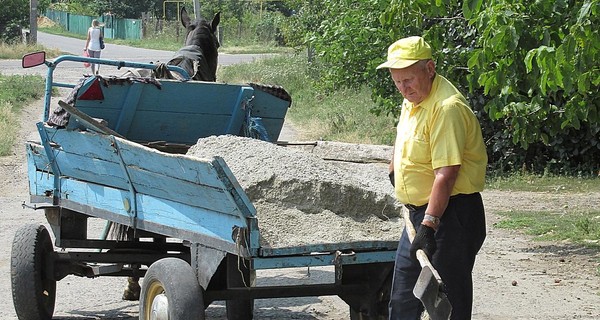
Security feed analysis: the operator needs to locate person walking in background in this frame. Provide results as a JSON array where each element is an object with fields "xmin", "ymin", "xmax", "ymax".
[
  {"xmin": 377, "ymin": 36, "xmax": 488, "ymax": 320},
  {"xmin": 84, "ymin": 19, "xmax": 104, "ymax": 75}
]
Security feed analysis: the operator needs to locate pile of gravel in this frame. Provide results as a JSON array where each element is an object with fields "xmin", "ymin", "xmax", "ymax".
[{"xmin": 186, "ymin": 135, "xmax": 402, "ymax": 248}]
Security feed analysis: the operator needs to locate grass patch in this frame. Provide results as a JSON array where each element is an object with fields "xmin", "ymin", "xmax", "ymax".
[
  {"xmin": 0, "ymin": 74, "xmax": 45, "ymax": 155},
  {"xmin": 217, "ymin": 54, "xmax": 396, "ymax": 145},
  {"xmin": 495, "ymin": 210, "xmax": 600, "ymax": 248},
  {"xmin": 487, "ymin": 171, "xmax": 600, "ymax": 193},
  {"xmin": 0, "ymin": 42, "xmax": 62, "ymax": 59}
]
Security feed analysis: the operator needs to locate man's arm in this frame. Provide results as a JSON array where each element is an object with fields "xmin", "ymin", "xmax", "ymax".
[
  {"xmin": 409, "ymin": 164, "xmax": 460, "ymax": 259},
  {"xmin": 422, "ymin": 165, "xmax": 460, "ymax": 229}
]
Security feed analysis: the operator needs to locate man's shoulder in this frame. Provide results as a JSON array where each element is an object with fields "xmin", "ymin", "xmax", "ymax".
[{"xmin": 431, "ymin": 77, "xmax": 468, "ymax": 107}]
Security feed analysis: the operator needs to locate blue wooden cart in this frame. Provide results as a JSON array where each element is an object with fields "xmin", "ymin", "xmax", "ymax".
[{"xmin": 11, "ymin": 52, "xmax": 397, "ymax": 320}]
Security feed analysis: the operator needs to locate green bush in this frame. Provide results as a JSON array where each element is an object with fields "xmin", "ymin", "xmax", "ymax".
[{"xmin": 286, "ymin": 0, "xmax": 600, "ymax": 175}]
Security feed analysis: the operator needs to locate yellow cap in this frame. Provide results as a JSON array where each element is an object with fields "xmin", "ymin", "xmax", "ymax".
[{"xmin": 376, "ymin": 36, "xmax": 432, "ymax": 69}]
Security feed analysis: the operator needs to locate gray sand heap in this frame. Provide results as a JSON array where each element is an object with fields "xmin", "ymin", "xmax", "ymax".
[{"xmin": 186, "ymin": 135, "xmax": 402, "ymax": 248}]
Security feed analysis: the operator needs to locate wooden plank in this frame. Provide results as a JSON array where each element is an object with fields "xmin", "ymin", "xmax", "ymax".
[
  {"xmin": 27, "ymin": 139, "xmax": 245, "ymax": 216},
  {"xmin": 114, "ymin": 82, "xmax": 144, "ymax": 136},
  {"xmin": 33, "ymin": 128, "xmax": 221, "ymax": 187},
  {"xmin": 125, "ymin": 113, "xmax": 243, "ymax": 145},
  {"xmin": 58, "ymin": 100, "xmax": 124, "ymax": 138},
  {"xmin": 78, "ymin": 79, "xmax": 252, "ymax": 115},
  {"xmin": 29, "ymin": 174, "xmax": 247, "ymax": 245},
  {"xmin": 29, "ymin": 126, "xmax": 255, "ymax": 214},
  {"xmin": 258, "ymin": 241, "xmax": 398, "ymax": 257},
  {"xmin": 249, "ymin": 89, "xmax": 290, "ymax": 119},
  {"xmin": 252, "ymin": 250, "xmax": 396, "ymax": 270},
  {"xmin": 138, "ymin": 81, "xmax": 251, "ymax": 114}
]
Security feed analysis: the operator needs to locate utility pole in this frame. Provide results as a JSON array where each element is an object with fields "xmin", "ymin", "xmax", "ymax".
[
  {"xmin": 29, "ymin": 0, "xmax": 38, "ymax": 44},
  {"xmin": 193, "ymin": 0, "xmax": 201, "ymax": 19}
]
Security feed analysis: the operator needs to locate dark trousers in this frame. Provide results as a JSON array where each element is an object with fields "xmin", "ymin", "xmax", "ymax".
[{"xmin": 389, "ymin": 193, "xmax": 486, "ymax": 320}]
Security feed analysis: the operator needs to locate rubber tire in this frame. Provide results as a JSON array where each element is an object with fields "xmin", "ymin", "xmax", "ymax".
[
  {"xmin": 139, "ymin": 258, "xmax": 205, "ymax": 320},
  {"xmin": 11, "ymin": 224, "xmax": 56, "ymax": 320}
]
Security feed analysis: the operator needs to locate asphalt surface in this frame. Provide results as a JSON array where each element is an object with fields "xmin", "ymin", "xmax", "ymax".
[
  {"xmin": 0, "ymin": 31, "xmax": 273, "ymax": 81},
  {"xmin": 36, "ymin": 31, "xmax": 270, "ymax": 65}
]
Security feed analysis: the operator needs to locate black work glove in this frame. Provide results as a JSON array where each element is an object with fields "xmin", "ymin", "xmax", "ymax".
[
  {"xmin": 388, "ymin": 171, "xmax": 395, "ymax": 187},
  {"xmin": 410, "ymin": 225, "xmax": 436, "ymax": 260}
]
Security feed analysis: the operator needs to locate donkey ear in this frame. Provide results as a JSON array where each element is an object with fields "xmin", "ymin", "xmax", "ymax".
[
  {"xmin": 181, "ymin": 7, "xmax": 191, "ymax": 28},
  {"xmin": 211, "ymin": 12, "xmax": 221, "ymax": 32}
]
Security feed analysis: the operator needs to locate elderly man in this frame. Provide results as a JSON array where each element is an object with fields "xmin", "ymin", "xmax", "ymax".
[{"xmin": 377, "ymin": 36, "xmax": 488, "ymax": 320}]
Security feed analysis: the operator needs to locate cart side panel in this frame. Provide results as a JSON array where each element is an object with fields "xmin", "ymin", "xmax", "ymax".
[
  {"xmin": 28, "ymin": 127, "xmax": 256, "ymax": 217},
  {"xmin": 74, "ymin": 78, "xmax": 256, "ymax": 144},
  {"xmin": 26, "ymin": 127, "xmax": 258, "ymax": 253},
  {"xmin": 29, "ymin": 172, "xmax": 245, "ymax": 249},
  {"xmin": 247, "ymin": 89, "xmax": 290, "ymax": 142}
]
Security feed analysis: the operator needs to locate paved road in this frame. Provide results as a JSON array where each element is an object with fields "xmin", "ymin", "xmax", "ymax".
[
  {"xmin": 36, "ymin": 31, "xmax": 271, "ymax": 65},
  {"xmin": 0, "ymin": 31, "xmax": 273, "ymax": 81}
]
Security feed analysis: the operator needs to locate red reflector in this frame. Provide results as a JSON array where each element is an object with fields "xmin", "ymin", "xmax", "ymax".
[{"xmin": 78, "ymin": 78, "xmax": 104, "ymax": 100}]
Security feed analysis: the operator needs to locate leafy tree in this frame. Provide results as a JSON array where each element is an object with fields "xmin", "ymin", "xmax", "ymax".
[
  {"xmin": 296, "ymin": 0, "xmax": 599, "ymax": 174},
  {"xmin": 468, "ymin": 0, "xmax": 599, "ymax": 173},
  {"xmin": 278, "ymin": 0, "xmax": 325, "ymax": 48},
  {"xmin": 50, "ymin": 0, "xmax": 162, "ymax": 18},
  {"xmin": 1, "ymin": 0, "xmax": 51, "ymax": 42}
]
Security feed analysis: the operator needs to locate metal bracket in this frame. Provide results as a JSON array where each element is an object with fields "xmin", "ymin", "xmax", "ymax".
[
  {"xmin": 110, "ymin": 136, "xmax": 138, "ymax": 235},
  {"xmin": 37, "ymin": 122, "xmax": 62, "ymax": 205},
  {"xmin": 333, "ymin": 250, "xmax": 356, "ymax": 284}
]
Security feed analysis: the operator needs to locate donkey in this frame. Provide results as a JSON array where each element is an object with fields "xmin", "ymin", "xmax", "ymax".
[
  {"xmin": 122, "ymin": 7, "xmax": 220, "ymax": 81},
  {"xmin": 170, "ymin": 7, "xmax": 220, "ymax": 81},
  {"xmin": 118, "ymin": 8, "xmax": 221, "ymax": 301}
]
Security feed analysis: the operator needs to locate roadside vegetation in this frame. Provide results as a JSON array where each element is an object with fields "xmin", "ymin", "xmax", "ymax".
[
  {"xmin": 495, "ymin": 210, "xmax": 600, "ymax": 249},
  {"xmin": 0, "ymin": 41, "xmax": 61, "ymax": 59},
  {"xmin": 218, "ymin": 54, "xmax": 396, "ymax": 145},
  {"xmin": 0, "ymin": 73, "xmax": 45, "ymax": 155}
]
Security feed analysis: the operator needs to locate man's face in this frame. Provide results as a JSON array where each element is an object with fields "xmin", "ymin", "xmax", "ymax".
[{"xmin": 390, "ymin": 60, "xmax": 435, "ymax": 105}]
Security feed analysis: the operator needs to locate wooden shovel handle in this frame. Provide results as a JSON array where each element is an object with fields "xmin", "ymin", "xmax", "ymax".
[
  {"xmin": 58, "ymin": 100, "xmax": 124, "ymax": 138},
  {"xmin": 401, "ymin": 206, "xmax": 444, "ymax": 284}
]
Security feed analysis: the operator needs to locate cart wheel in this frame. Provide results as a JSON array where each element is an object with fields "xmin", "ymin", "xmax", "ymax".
[
  {"xmin": 139, "ymin": 258, "xmax": 205, "ymax": 320},
  {"xmin": 11, "ymin": 224, "xmax": 56, "ymax": 320}
]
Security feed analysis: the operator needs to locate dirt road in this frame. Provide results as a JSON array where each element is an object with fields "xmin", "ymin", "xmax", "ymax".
[{"xmin": 1, "ymin": 49, "xmax": 599, "ymax": 319}]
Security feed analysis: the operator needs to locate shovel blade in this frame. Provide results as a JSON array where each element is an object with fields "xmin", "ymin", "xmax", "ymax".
[{"xmin": 413, "ymin": 266, "xmax": 452, "ymax": 320}]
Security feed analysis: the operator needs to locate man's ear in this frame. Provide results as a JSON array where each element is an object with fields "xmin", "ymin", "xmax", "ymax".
[{"xmin": 426, "ymin": 60, "xmax": 436, "ymax": 77}]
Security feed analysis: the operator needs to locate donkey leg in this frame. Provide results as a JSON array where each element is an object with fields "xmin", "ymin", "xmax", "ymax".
[{"xmin": 122, "ymin": 276, "xmax": 141, "ymax": 301}]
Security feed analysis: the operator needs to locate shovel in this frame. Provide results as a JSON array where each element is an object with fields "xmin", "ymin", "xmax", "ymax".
[{"xmin": 402, "ymin": 206, "xmax": 452, "ymax": 320}]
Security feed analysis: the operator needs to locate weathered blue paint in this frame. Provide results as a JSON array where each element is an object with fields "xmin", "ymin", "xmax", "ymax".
[
  {"xmin": 259, "ymin": 241, "xmax": 398, "ymax": 257},
  {"xmin": 251, "ymin": 250, "xmax": 397, "ymax": 270},
  {"xmin": 41, "ymin": 55, "xmax": 190, "ymax": 121},
  {"xmin": 24, "ymin": 53, "xmax": 398, "ymax": 293},
  {"xmin": 27, "ymin": 128, "xmax": 256, "ymax": 252}
]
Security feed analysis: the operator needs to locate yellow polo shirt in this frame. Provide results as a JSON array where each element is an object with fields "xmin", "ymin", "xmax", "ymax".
[{"xmin": 393, "ymin": 74, "xmax": 487, "ymax": 206}]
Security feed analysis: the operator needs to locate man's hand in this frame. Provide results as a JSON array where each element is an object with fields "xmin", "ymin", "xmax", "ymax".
[{"xmin": 410, "ymin": 225, "xmax": 436, "ymax": 260}]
